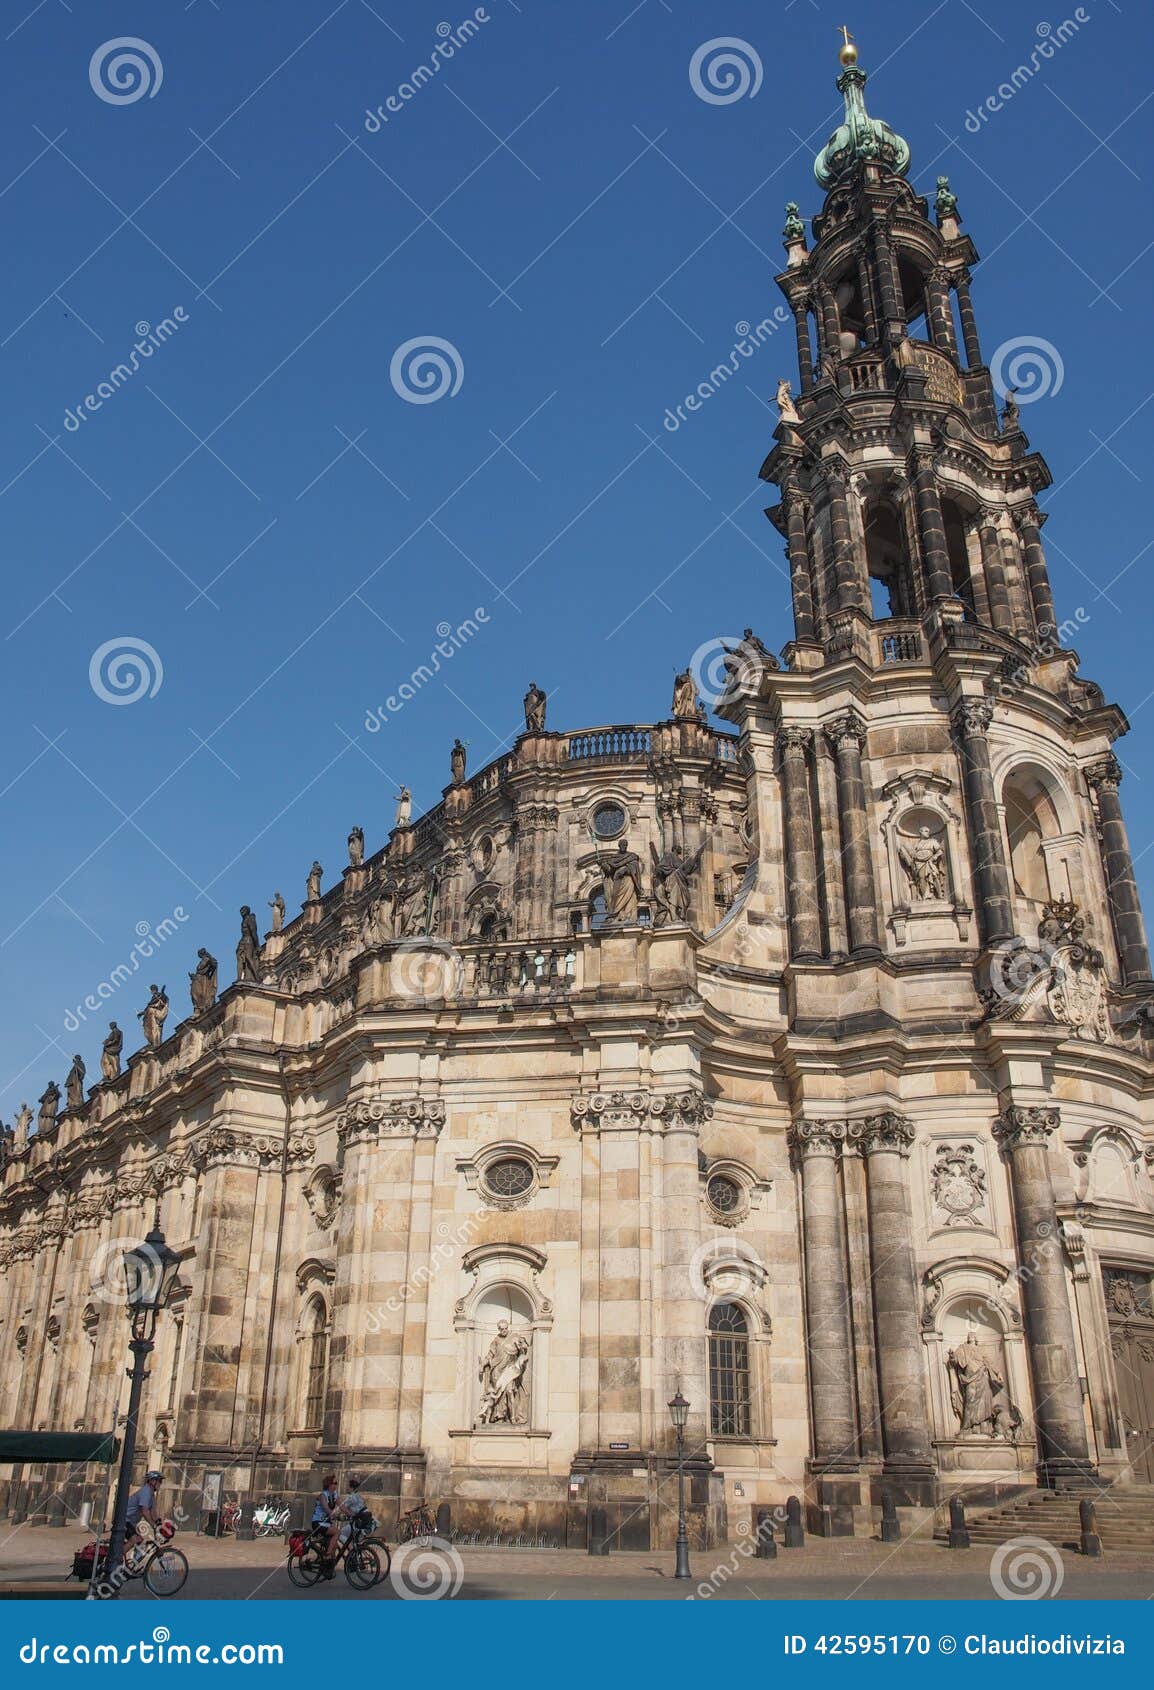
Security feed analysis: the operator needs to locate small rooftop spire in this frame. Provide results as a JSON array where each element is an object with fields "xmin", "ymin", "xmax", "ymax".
[{"xmin": 814, "ymin": 31, "xmax": 910, "ymax": 189}]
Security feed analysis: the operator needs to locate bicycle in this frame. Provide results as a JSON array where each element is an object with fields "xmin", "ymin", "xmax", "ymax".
[
  {"xmin": 75, "ymin": 1519, "xmax": 189, "ymax": 1597},
  {"xmin": 253, "ymin": 1500, "xmax": 290, "ymax": 1537},
  {"xmin": 286, "ymin": 1516, "xmax": 387, "ymax": 1590},
  {"xmin": 398, "ymin": 1504, "xmax": 437, "ymax": 1545}
]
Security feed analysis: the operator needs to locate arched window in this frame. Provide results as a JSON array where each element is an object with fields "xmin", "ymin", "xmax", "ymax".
[
  {"xmin": 303, "ymin": 1297, "xmax": 329, "ymax": 1430},
  {"xmin": 1003, "ymin": 772, "xmax": 1061, "ymax": 904},
  {"xmin": 942, "ymin": 497, "xmax": 976, "ymax": 616},
  {"xmin": 864, "ymin": 499, "xmax": 915, "ymax": 620},
  {"xmin": 589, "ymin": 891, "xmax": 609, "ymax": 933},
  {"xmin": 899, "ymin": 258, "xmax": 930, "ymax": 341},
  {"xmin": 708, "ymin": 1303, "xmax": 751, "ymax": 1436}
]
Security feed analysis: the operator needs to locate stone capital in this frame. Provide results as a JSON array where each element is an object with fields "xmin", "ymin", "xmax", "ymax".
[
  {"xmin": 1085, "ymin": 755, "xmax": 1122, "ymax": 795},
  {"xmin": 337, "ymin": 1097, "xmax": 445, "ymax": 1146},
  {"xmin": 849, "ymin": 1112, "xmax": 916, "ymax": 1156},
  {"xmin": 951, "ymin": 698, "xmax": 993, "ymax": 741},
  {"xmin": 825, "ymin": 712, "xmax": 868, "ymax": 756},
  {"xmin": 777, "ymin": 724, "xmax": 813, "ymax": 758},
  {"xmin": 786, "ymin": 1119, "xmax": 846, "ymax": 1162},
  {"xmin": 993, "ymin": 1105, "xmax": 1060, "ymax": 1150},
  {"xmin": 570, "ymin": 1088, "xmax": 713, "ymax": 1136}
]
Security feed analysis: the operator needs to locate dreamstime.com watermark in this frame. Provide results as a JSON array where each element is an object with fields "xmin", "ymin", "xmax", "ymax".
[
  {"xmin": 689, "ymin": 38, "xmax": 763, "ymax": 105},
  {"xmin": 963, "ymin": 14, "xmax": 1091, "ymax": 132},
  {"xmin": 389, "ymin": 336, "xmax": 464, "ymax": 404},
  {"xmin": 63, "ymin": 312, "xmax": 190, "ymax": 431},
  {"xmin": 63, "ymin": 909, "xmax": 188, "ymax": 1033},
  {"xmin": 364, "ymin": 610, "xmax": 489, "ymax": 730},
  {"xmin": 363, "ymin": 11, "xmax": 491, "ymax": 131},
  {"xmin": 89, "ymin": 636, "xmax": 164, "ymax": 704},
  {"xmin": 989, "ymin": 336, "xmax": 1064, "ymax": 404},
  {"xmin": 19, "ymin": 1628, "xmax": 284, "ymax": 1664},
  {"xmin": 89, "ymin": 38, "xmax": 164, "ymax": 105},
  {"xmin": 662, "ymin": 312, "xmax": 790, "ymax": 432}
]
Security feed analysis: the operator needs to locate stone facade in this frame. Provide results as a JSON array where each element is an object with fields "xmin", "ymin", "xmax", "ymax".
[{"xmin": 2, "ymin": 45, "xmax": 1154, "ymax": 1545}]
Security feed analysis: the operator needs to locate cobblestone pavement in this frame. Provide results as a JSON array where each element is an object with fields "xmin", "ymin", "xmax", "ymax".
[{"xmin": 2, "ymin": 1524, "xmax": 1153, "ymax": 1600}]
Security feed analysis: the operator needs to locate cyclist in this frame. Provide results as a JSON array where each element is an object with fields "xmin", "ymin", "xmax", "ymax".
[
  {"xmin": 312, "ymin": 1473, "xmax": 340, "ymax": 1558},
  {"xmin": 324, "ymin": 1475, "xmax": 368, "ymax": 1561},
  {"xmin": 124, "ymin": 1469, "xmax": 163, "ymax": 1551}
]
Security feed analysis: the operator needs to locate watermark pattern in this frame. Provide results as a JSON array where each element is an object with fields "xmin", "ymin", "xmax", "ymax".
[
  {"xmin": 364, "ymin": 11, "xmax": 492, "ymax": 131},
  {"xmin": 390, "ymin": 938, "xmax": 465, "ymax": 1001},
  {"xmin": 662, "ymin": 312, "xmax": 790, "ymax": 432},
  {"xmin": 63, "ymin": 312, "xmax": 190, "ymax": 431},
  {"xmin": 89, "ymin": 39, "xmax": 164, "ymax": 106},
  {"xmin": 689, "ymin": 39, "xmax": 763, "ymax": 105},
  {"xmin": 990, "ymin": 335, "xmax": 1064, "ymax": 403},
  {"xmin": 990, "ymin": 1535, "xmax": 1066, "ymax": 1599},
  {"xmin": 63, "ymin": 909, "xmax": 188, "ymax": 1032},
  {"xmin": 389, "ymin": 1537, "xmax": 465, "ymax": 1599},
  {"xmin": 964, "ymin": 14, "xmax": 1091, "ymax": 132},
  {"xmin": 689, "ymin": 631, "xmax": 770, "ymax": 709},
  {"xmin": 688, "ymin": 1235, "xmax": 767, "ymax": 1303},
  {"xmin": 89, "ymin": 637, "xmax": 164, "ymax": 705},
  {"xmin": 363, "ymin": 610, "xmax": 489, "ymax": 730},
  {"xmin": 389, "ymin": 335, "xmax": 465, "ymax": 405}
]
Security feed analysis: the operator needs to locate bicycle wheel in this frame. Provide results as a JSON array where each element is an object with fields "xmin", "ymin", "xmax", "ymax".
[
  {"xmin": 368, "ymin": 1540, "xmax": 391, "ymax": 1584},
  {"xmin": 287, "ymin": 1550, "xmax": 324, "ymax": 1588},
  {"xmin": 145, "ymin": 1547, "xmax": 189, "ymax": 1596},
  {"xmin": 344, "ymin": 1544, "xmax": 380, "ymax": 1590}
]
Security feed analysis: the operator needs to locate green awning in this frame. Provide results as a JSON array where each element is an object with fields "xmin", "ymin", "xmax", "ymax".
[{"xmin": 0, "ymin": 1432, "xmax": 119, "ymax": 1465}]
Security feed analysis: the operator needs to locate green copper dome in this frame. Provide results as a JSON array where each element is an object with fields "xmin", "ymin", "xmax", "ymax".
[{"xmin": 814, "ymin": 53, "xmax": 911, "ymax": 189}]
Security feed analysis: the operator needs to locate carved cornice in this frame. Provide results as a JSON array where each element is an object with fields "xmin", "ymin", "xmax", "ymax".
[
  {"xmin": 849, "ymin": 1112, "xmax": 916, "ymax": 1157},
  {"xmin": 993, "ymin": 1106, "xmax": 1060, "ymax": 1150},
  {"xmin": 1085, "ymin": 755, "xmax": 1122, "ymax": 795},
  {"xmin": 570, "ymin": 1089, "xmax": 713, "ymax": 1136},
  {"xmin": 337, "ymin": 1097, "xmax": 446, "ymax": 1145},
  {"xmin": 786, "ymin": 1119, "xmax": 846, "ymax": 1162}
]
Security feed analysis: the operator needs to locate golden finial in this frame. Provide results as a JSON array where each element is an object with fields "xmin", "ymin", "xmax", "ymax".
[{"xmin": 838, "ymin": 26, "xmax": 858, "ymax": 68}]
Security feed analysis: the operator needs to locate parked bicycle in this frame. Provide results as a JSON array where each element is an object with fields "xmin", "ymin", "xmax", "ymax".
[
  {"xmin": 286, "ymin": 1515, "xmax": 388, "ymax": 1589},
  {"xmin": 219, "ymin": 1499, "xmax": 241, "ymax": 1535},
  {"xmin": 398, "ymin": 1504, "xmax": 437, "ymax": 1545},
  {"xmin": 253, "ymin": 1500, "xmax": 290, "ymax": 1537},
  {"xmin": 73, "ymin": 1519, "xmax": 189, "ymax": 1596}
]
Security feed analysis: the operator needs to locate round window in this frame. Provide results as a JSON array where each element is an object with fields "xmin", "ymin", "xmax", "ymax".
[
  {"xmin": 484, "ymin": 1157, "xmax": 534, "ymax": 1199},
  {"xmin": 707, "ymin": 1174, "xmax": 742, "ymax": 1215},
  {"xmin": 592, "ymin": 803, "xmax": 626, "ymax": 840}
]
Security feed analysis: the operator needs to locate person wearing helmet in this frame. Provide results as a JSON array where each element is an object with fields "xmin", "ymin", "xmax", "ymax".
[{"xmin": 124, "ymin": 1470, "xmax": 163, "ymax": 1550}]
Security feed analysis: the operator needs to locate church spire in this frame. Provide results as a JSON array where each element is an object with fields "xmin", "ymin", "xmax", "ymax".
[{"xmin": 814, "ymin": 31, "xmax": 911, "ymax": 188}]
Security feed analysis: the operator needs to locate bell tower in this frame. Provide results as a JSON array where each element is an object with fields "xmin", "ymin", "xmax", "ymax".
[
  {"xmin": 720, "ymin": 35, "xmax": 1154, "ymax": 1513},
  {"xmin": 763, "ymin": 32, "xmax": 1060, "ymax": 660}
]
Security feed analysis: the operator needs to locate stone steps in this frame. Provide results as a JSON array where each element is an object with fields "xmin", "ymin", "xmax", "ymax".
[{"xmin": 936, "ymin": 1485, "xmax": 1154, "ymax": 1551}]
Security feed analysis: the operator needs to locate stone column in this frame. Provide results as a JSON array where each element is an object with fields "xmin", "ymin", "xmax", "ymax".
[
  {"xmin": 1013, "ymin": 507, "xmax": 1057, "ymax": 641},
  {"xmin": 787, "ymin": 1121, "xmax": 858, "ymax": 1469},
  {"xmin": 178, "ymin": 1146, "xmax": 262, "ymax": 1449},
  {"xmin": 977, "ymin": 514, "xmax": 1014, "ymax": 634},
  {"xmin": 993, "ymin": 1107, "xmax": 1097, "ymax": 1486},
  {"xmin": 778, "ymin": 727, "xmax": 823, "ymax": 962},
  {"xmin": 825, "ymin": 714, "xmax": 881, "ymax": 956},
  {"xmin": 872, "ymin": 224, "xmax": 903, "ymax": 343},
  {"xmin": 654, "ymin": 1091, "xmax": 712, "ymax": 1453},
  {"xmin": 855, "ymin": 249, "xmax": 879, "ymax": 344},
  {"xmin": 1086, "ymin": 756, "xmax": 1153, "ymax": 987},
  {"xmin": 911, "ymin": 450, "xmax": 955, "ymax": 603},
  {"xmin": 817, "ymin": 283, "xmax": 841, "ymax": 364},
  {"xmin": 792, "ymin": 299, "xmax": 814, "ymax": 393},
  {"xmin": 824, "ymin": 465, "xmax": 868, "ymax": 614},
  {"xmin": 951, "ymin": 700, "xmax": 1015, "ymax": 945},
  {"xmin": 927, "ymin": 268, "xmax": 958, "ymax": 359},
  {"xmin": 954, "ymin": 268, "xmax": 982, "ymax": 368},
  {"xmin": 851, "ymin": 1115, "xmax": 935, "ymax": 1496},
  {"xmin": 781, "ymin": 468, "xmax": 816, "ymax": 642}
]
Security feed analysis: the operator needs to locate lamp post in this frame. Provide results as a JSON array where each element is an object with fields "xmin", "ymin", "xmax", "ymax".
[
  {"xmin": 100, "ymin": 1228, "xmax": 182, "ymax": 1598},
  {"xmin": 667, "ymin": 1389, "xmax": 692, "ymax": 1581}
]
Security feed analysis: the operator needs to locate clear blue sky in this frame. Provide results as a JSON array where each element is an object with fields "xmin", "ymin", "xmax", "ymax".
[{"xmin": 1, "ymin": 0, "xmax": 1152, "ymax": 1117}]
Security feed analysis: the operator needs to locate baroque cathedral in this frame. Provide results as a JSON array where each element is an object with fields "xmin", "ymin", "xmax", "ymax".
[{"xmin": 2, "ymin": 40, "xmax": 1153, "ymax": 1547}]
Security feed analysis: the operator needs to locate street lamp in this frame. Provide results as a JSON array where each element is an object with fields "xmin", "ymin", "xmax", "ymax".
[
  {"xmin": 667, "ymin": 1389, "xmax": 692, "ymax": 1581},
  {"xmin": 100, "ymin": 1228, "xmax": 182, "ymax": 1597}
]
